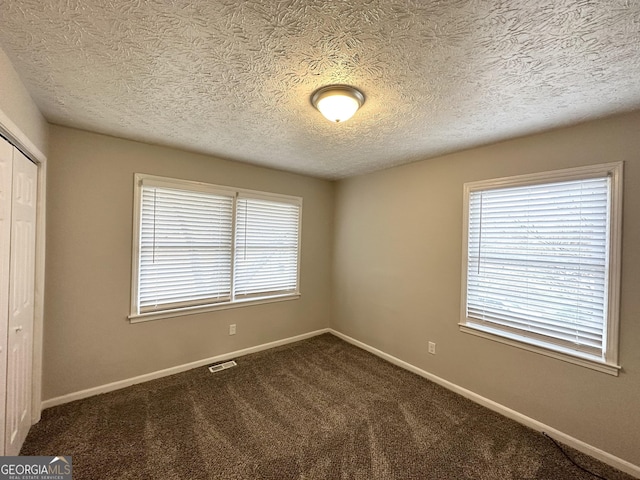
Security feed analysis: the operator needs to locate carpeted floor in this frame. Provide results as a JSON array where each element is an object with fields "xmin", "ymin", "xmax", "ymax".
[{"xmin": 23, "ymin": 334, "xmax": 633, "ymax": 479}]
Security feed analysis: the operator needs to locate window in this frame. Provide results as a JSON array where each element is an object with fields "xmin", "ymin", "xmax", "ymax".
[
  {"xmin": 234, "ymin": 196, "xmax": 300, "ymax": 299},
  {"xmin": 460, "ymin": 163, "xmax": 622, "ymax": 375},
  {"xmin": 130, "ymin": 174, "xmax": 301, "ymax": 321}
]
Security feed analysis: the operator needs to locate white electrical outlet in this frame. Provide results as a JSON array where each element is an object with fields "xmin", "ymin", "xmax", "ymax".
[
  {"xmin": 428, "ymin": 341, "xmax": 436, "ymax": 355},
  {"xmin": 229, "ymin": 324, "xmax": 236, "ymax": 335}
]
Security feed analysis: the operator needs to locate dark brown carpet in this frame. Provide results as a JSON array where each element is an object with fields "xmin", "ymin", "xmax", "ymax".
[{"xmin": 22, "ymin": 334, "xmax": 633, "ymax": 479}]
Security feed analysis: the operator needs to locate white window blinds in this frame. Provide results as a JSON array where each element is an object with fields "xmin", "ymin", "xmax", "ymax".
[
  {"xmin": 139, "ymin": 185, "xmax": 234, "ymax": 312},
  {"xmin": 234, "ymin": 196, "xmax": 301, "ymax": 299},
  {"xmin": 132, "ymin": 175, "xmax": 302, "ymax": 319},
  {"xmin": 466, "ymin": 177, "xmax": 610, "ymax": 359}
]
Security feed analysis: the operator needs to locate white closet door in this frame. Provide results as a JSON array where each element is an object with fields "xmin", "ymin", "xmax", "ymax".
[
  {"xmin": 0, "ymin": 139, "xmax": 13, "ymax": 455},
  {"xmin": 6, "ymin": 148, "xmax": 37, "ymax": 456}
]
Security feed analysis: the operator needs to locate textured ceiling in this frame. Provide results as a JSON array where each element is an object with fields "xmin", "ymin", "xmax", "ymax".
[{"xmin": 0, "ymin": 1, "xmax": 639, "ymax": 179}]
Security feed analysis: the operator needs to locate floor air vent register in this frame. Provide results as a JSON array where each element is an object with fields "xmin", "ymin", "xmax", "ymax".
[{"xmin": 208, "ymin": 360, "xmax": 237, "ymax": 373}]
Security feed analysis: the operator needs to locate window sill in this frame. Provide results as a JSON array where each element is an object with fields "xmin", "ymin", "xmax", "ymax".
[
  {"xmin": 458, "ymin": 323, "xmax": 621, "ymax": 376},
  {"xmin": 129, "ymin": 293, "xmax": 300, "ymax": 324}
]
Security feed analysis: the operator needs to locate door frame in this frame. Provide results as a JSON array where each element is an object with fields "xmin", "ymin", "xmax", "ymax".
[{"xmin": 0, "ymin": 108, "xmax": 47, "ymax": 425}]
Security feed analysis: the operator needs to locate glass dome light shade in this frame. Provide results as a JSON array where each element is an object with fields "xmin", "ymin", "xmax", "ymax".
[{"xmin": 311, "ymin": 86, "xmax": 365, "ymax": 123}]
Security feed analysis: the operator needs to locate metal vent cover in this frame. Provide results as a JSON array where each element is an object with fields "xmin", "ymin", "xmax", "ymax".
[{"xmin": 208, "ymin": 360, "xmax": 237, "ymax": 373}]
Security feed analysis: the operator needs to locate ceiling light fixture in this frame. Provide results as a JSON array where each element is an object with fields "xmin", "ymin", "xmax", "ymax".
[{"xmin": 311, "ymin": 85, "xmax": 365, "ymax": 123}]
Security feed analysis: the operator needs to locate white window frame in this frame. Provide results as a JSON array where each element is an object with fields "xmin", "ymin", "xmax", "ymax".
[
  {"xmin": 459, "ymin": 162, "xmax": 623, "ymax": 376},
  {"xmin": 129, "ymin": 174, "xmax": 302, "ymax": 323}
]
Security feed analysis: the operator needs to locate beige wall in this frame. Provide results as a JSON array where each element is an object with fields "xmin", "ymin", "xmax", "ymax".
[
  {"xmin": 332, "ymin": 111, "xmax": 640, "ymax": 466},
  {"xmin": 0, "ymin": 46, "xmax": 48, "ymax": 155},
  {"xmin": 44, "ymin": 125, "xmax": 333, "ymax": 400}
]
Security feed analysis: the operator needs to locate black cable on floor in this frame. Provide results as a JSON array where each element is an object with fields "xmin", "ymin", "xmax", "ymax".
[{"xmin": 542, "ymin": 432, "xmax": 608, "ymax": 480}]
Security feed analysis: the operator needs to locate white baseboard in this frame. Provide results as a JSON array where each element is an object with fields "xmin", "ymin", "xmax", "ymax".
[
  {"xmin": 41, "ymin": 328, "xmax": 330, "ymax": 410},
  {"xmin": 329, "ymin": 329, "xmax": 640, "ymax": 479}
]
